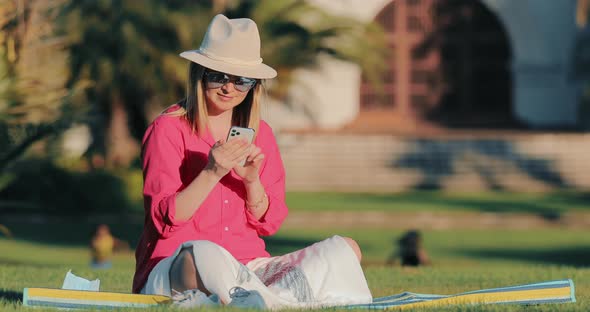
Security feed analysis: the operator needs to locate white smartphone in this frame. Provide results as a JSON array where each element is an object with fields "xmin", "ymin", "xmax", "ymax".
[{"xmin": 226, "ymin": 126, "xmax": 255, "ymax": 166}]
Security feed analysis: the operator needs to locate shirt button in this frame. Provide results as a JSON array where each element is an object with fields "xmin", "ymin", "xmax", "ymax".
[
  {"xmin": 224, "ymin": 227, "xmax": 229, "ymax": 231},
  {"xmin": 224, "ymin": 200, "xmax": 229, "ymax": 204}
]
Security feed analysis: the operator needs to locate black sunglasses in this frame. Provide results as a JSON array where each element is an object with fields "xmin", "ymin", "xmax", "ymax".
[{"xmin": 203, "ymin": 71, "xmax": 257, "ymax": 92}]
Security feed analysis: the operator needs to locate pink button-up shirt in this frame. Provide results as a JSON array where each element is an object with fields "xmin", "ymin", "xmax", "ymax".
[{"xmin": 133, "ymin": 105, "xmax": 288, "ymax": 293}]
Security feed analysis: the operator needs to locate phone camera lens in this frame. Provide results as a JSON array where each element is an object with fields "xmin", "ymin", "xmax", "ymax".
[{"xmin": 236, "ymin": 132, "xmax": 240, "ymax": 135}]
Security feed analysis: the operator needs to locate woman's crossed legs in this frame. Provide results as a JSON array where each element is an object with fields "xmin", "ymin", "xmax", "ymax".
[{"xmin": 168, "ymin": 237, "xmax": 362, "ymax": 295}]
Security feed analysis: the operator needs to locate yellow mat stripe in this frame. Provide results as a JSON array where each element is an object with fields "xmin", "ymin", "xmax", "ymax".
[
  {"xmin": 394, "ymin": 287, "xmax": 571, "ymax": 310},
  {"xmin": 26, "ymin": 288, "xmax": 171, "ymax": 305}
]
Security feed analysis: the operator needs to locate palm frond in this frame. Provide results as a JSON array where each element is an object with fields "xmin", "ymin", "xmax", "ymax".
[{"xmin": 224, "ymin": 0, "xmax": 388, "ymax": 99}]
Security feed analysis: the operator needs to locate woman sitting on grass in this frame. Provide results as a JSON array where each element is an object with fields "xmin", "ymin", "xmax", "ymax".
[{"xmin": 132, "ymin": 14, "xmax": 372, "ymax": 309}]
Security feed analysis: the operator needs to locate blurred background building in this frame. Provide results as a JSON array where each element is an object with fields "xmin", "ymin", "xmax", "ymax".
[
  {"xmin": 270, "ymin": 0, "xmax": 590, "ymax": 192},
  {"xmin": 269, "ymin": 0, "xmax": 582, "ymax": 131}
]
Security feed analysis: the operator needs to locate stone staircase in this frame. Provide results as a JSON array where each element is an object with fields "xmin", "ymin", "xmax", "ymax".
[{"xmin": 277, "ymin": 132, "xmax": 590, "ymax": 192}]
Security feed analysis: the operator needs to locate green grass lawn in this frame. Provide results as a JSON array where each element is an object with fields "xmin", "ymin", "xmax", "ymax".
[
  {"xmin": 120, "ymin": 190, "xmax": 590, "ymax": 216},
  {"xmin": 1, "ymin": 226, "xmax": 588, "ymax": 311},
  {"xmin": 1, "ymin": 191, "xmax": 588, "ymax": 310},
  {"xmin": 285, "ymin": 191, "xmax": 590, "ymax": 216}
]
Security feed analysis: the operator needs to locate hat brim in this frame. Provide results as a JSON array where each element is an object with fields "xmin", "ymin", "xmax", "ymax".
[{"xmin": 180, "ymin": 50, "xmax": 277, "ymax": 79}]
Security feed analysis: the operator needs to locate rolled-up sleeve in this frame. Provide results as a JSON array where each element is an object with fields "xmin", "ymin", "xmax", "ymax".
[
  {"xmin": 245, "ymin": 125, "xmax": 288, "ymax": 236},
  {"xmin": 142, "ymin": 119, "xmax": 190, "ymax": 238}
]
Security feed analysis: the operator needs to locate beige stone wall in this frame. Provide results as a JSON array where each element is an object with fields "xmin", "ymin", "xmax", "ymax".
[{"xmin": 278, "ymin": 132, "xmax": 590, "ymax": 192}]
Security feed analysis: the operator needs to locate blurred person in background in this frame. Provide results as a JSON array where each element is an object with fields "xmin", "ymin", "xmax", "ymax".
[
  {"xmin": 132, "ymin": 14, "xmax": 372, "ymax": 309},
  {"xmin": 90, "ymin": 224, "xmax": 130, "ymax": 269},
  {"xmin": 0, "ymin": 224, "xmax": 12, "ymax": 239},
  {"xmin": 90, "ymin": 224, "xmax": 115, "ymax": 269}
]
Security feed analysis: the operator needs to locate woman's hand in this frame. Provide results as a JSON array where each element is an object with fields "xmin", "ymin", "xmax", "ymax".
[
  {"xmin": 234, "ymin": 144, "xmax": 265, "ymax": 184},
  {"xmin": 205, "ymin": 139, "xmax": 252, "ymax": 179}
]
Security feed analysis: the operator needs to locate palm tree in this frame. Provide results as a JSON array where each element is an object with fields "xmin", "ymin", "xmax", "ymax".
[
  {"xmin": 575, "ymin": 0, "xmax": 590, "ymax": 129},
  {"xmin": 224, "ymin": 0, "xmax": 388, "ymax": 99},
  {"xmin": 59, "ymin": 0, "xmax": 186, "ymax": 167},
  {"xmin": 0, "ymin": 0, "xmax": 76, "ymax": 172},
  {"xmin": 578, "ymin": 0, "xmax": 589, "ymax": 27}
]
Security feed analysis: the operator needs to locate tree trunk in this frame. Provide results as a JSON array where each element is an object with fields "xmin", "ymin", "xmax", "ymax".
[{"xmin": 107, "ymin": 94, "xmax": 140, "ymax": 168}]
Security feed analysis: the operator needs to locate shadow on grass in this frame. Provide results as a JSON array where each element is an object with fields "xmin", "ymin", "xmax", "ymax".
[
  {"xmin": 302, "ymin": 191, "xmax": 586, "ymax": 220},
  {"xmin": 456, "ymin": 246, "xmax": 590, "ymax": 267},
  {"xmin": 0, "ymin": 220, "xmax": 143, "ymax": 247},
  {"xmin": 550, "ymin": 192, "xmax": 590, "ymax": 206},
  {"xmin": 4, "ymin": 220, "xmax": 321, "ymax": 252},
  {"xmin": 0, "ymin": 289, "xmax": 22, "ymax": 304},
  {"xmin": 426, "ymin": 197, "xmax": 565, "ymax": 220},
  {"xmin": 0, "ymin": 258, "xmax": 70, "ymax": 269},
  {"xmin": 264, "ymin": 237, "xmax": 318, "ymax": 256}
]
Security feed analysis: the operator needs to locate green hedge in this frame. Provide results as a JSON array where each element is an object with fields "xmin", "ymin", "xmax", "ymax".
[{"xmin": 0, "ymin": 159, "xmax": 134, "ymax": 215}]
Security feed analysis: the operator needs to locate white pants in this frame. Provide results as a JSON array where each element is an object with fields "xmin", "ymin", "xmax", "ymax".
[{"xmin": 141, "ymin": 235, "xmax": 372, "ymax": 309}]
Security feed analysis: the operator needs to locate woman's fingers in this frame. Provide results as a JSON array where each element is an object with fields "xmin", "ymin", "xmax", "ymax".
[
  {"xmin": 208, "ymin": 140, "xmax": 259, "ymax": 178},
  {"xmin": 250, "ymin": 146, "xmax": 262, "ymax": 157},
  {"xmin": 248, "ymin": 153, "xmax": 265, "ymax": 165},
  {"xmin": 227, "ymin": 140, "xmax": 252, "ymax": 162},
  {"xmin": 244, "ymin": 146, "xmax": 262, "ymax": 163},
  {"xmin": 211, "ymin": 140, "xmax": 238, "ymax": 169},
  {"xmin": 213, "ymin": 139, "xmax": 251, "ymax": 166}
]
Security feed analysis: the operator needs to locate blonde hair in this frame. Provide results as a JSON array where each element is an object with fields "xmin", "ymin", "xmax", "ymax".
[{"xmin": 167, "ymin": 62, "xmax": 262, "ymax": 136}]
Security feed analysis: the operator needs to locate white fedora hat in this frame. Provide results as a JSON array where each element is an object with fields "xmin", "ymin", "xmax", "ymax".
[{"xmin": 180, "ymin": 14, "xmax": 277, "ymax": 79}]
